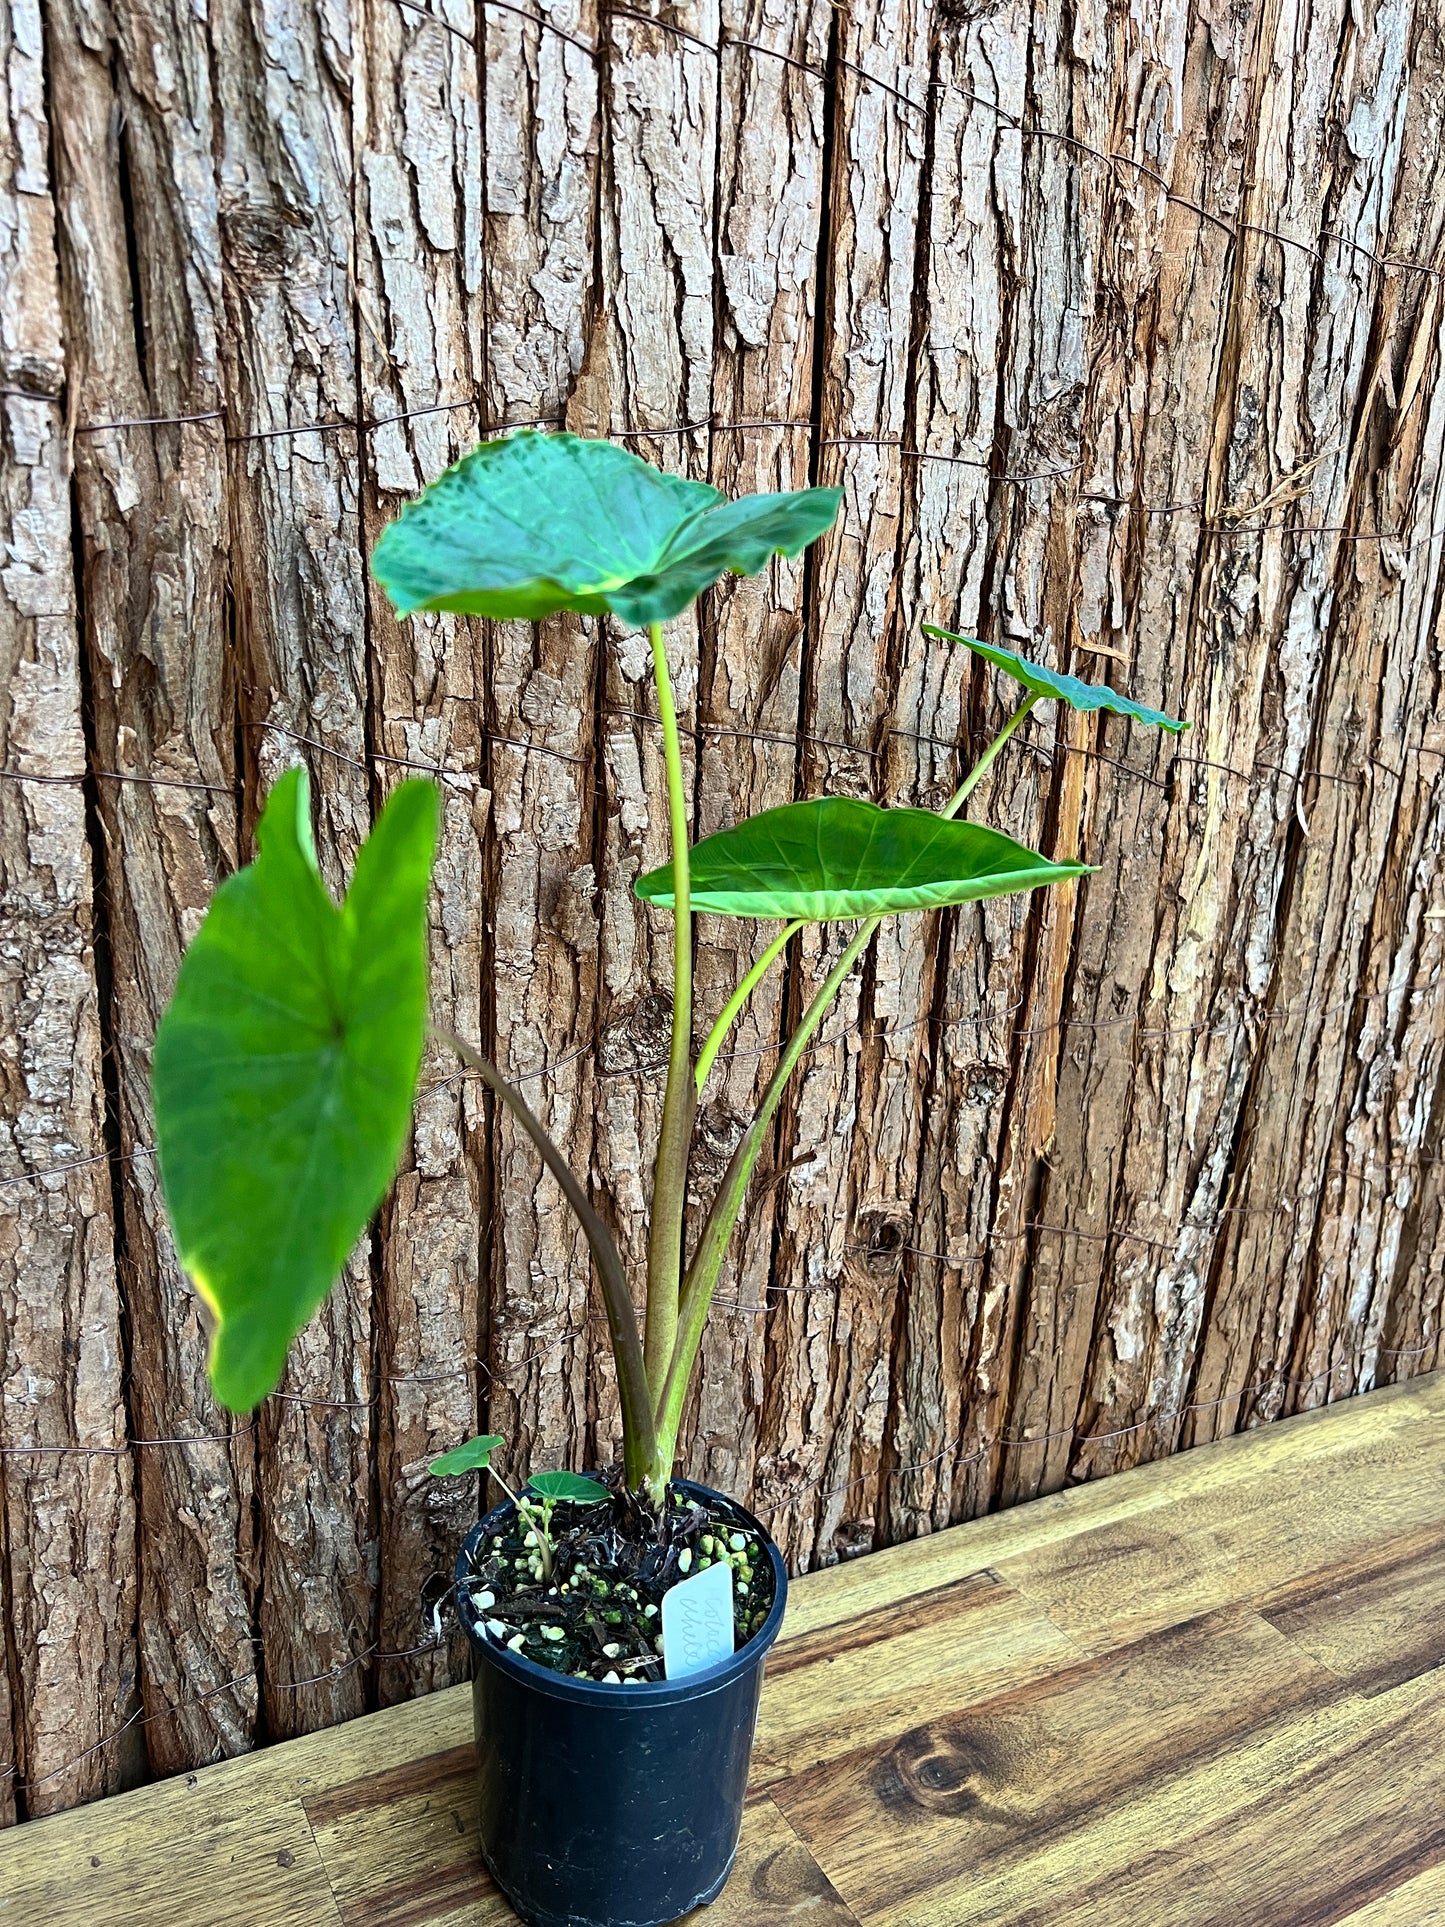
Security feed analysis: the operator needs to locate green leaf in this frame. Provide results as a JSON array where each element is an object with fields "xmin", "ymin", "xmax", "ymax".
[
  {"xmin": 922, "ymin": 626, "xmax": 1188, "ymax": 733},
  {"xmin": 152, "ymin": 768, "xmax": 440, "ymax": 1412},
  {"xmin": 527, "ymin": 1470, "xmax": 610, "ymax": 1505},
  {"xmin": 635, "ymin": 797, "xmax": 1090, "ymax": 920},
  {"xmin": 370, "ymin": 430, "xmax": 842, "ymax": 629},
  {"xmin": 430, "ymin": 1434, "xmax": 506, "ymax": 1478}
]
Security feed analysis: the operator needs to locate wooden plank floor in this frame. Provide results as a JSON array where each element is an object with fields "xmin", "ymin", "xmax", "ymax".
[{"xmin": 3, "ymin": 1371, "xmax": 1442, "ymax": 1926}]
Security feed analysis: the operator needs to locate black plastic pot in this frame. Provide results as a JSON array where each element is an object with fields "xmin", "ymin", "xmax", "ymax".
[{"xmin": 453, "ymin": 1479, "xmax": 787, "ymax": 1927}]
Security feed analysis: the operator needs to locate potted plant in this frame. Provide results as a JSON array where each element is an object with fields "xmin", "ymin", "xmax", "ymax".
[{"xmin": 151, "ymin": 431, "xmax": 1183, "ymax": 1927}]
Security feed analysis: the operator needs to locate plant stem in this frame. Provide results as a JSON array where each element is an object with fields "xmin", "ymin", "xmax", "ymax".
[
  {"xmin": 941, "ymin": 691, "xmax": 1036, "ymax": 819},
  {"xmin": 649, "ymin": 691, "xmax": 1039, "ymax": 1476},
  {"xmin": 437, "ymin": 1029, "xmax": 658, "ymax": 1489},
  {"xmin": 641, "ymin": 621, "xmax": 697, "ymax": 1442},
  {"xmin": 487, "ymin": 1465, "xmax": 522, "ymax": 1509},
  {"xmin": 694, "ymin": 920, "xmax": 804, "ymax": 1094},
  {"xmin": 531, "ymin": 1498, "xmax": 555, "ymax": 1581},
  {"xmin": 653, "ymin": 914, "xmax": 877, "ymax": 1466}
]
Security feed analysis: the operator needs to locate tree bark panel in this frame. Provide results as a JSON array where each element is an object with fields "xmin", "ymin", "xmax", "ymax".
[
  {"xmin": 683, "ymin": 0, "xmax": 832, "ymax": 1503},
  {"xmin": 354, "ymin": 0, "xmax": 491, "ymax": 1706},
  {"xmin": 213, "ymin": 0, "xmax": 375, "ymax": 1738},
  {"xmin": 479, "ymin": 0, "xmax": 602, "ymax": 1496},
  {"xmin": 4, "ymin": 0, "xmax": 1443, "ymax": 1818},
  {"xmin": 0, "ymin": 0, "xmax": 135, "ymax": 1811},
  {"xmin": 762, "ymin": 0, "xmax": 933, "ymax": 1569},
  {"xmin": 44, "ymin": 0, "xmax": 258, "ymax": 1774},
  {"xmin": 591, "ymin": 0, "xmax": 716, "ymax": 1459}
]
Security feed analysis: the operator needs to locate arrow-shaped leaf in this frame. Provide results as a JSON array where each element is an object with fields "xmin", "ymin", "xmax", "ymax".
[
  {"xmin": 636, "ymin": 797, "xmax": 1090, "ymax": 920},
  {"xmin": 923, "ymin": 626, "xmax": 1188, "ymax": 733},
  {"xmin": 371, "ymin": 430, "xmax": 841, "ymax": 629},
  {"xmin": 152, "ymin": 767, "xmax": 439, "ymax": 1411}
]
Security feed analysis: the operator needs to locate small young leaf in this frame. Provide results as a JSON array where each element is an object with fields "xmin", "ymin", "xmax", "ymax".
[
  {"xmin": 636, "ymin": 797, "xmax": 1090, "ymax": 920},
  {"xmin": 370, "ymin": 430, "xmax": 841, "ymax": 629},
  {"xmin": 922, "ymin": 626, "xmax": 1188, "ymax": 734},
  {"xmin": 430, "ymin": 1434, "xmax": 506, "ymax": 1478},
  {"xmin": 152, "ymin": 768, "xmax": 439, "ymax": 1412},
  {"xmin": 527, "ymin": 1470, "xmax": 610, "ymax": 1505}
]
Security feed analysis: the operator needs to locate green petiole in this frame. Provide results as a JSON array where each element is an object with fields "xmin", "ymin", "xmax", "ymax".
[
  {"xmin": 694, "ymin": 920, "xmax": 804, "ymax": 1094},
  {"xmin": 641, "ymin": 621, "xmax": 697, "ymax": 1489},
  {"xmin": 649, "ymin": 692, "xmax": 1038, "ymax": 1473}
]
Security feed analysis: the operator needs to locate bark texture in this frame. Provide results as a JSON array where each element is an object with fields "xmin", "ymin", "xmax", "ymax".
[
  {"xmin": 2, "ymin": 0, "xmax": 1443, "ymax": 1817},
  {"xmin": 45, "ymin": 0, "xmax": 254, "ymax": 1775},
  {"xmin": 0, "ymin": 0, "xmax": 135, "ymax": 1812}
]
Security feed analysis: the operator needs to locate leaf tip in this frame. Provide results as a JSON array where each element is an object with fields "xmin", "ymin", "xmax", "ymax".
[
  {"xmin": 633, "ymin": 864, "xmax": 673, "ymax": 909},
  {"xmin": 203, "ymin": 1310, "xmax": 275, "ymax": 1417},
  {"xmin": 255, "ymin": 761, "xmax": 321, "ymax": 877}
]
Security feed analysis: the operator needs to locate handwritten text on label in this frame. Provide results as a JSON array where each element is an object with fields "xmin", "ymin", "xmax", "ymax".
[{"xmin": 661, "ymin": 1560, "xmax": 734, "ymax": 1681}]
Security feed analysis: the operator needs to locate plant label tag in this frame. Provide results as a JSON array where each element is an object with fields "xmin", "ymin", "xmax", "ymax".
[{"xmin": 661, "ymin": 1560, "xmax": 734, "ymax": 1681}]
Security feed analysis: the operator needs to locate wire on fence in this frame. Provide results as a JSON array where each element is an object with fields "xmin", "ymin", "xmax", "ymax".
[
  {"xmin": 5, "ymin": 1160, "xmax": 1438, "ymax": 1441},
  {"xmin": 62, "ymin": 348, "xmax": 1445, "ymax": 545},
  {"xmin": 61, "ymin": 367, "xmax": 1445, "ymax": 555},
  {"xmin": 750, "ymin": 1341, "xmax": 1440, "ymax": 1517},
  {"xmin": 7, "ymin": 967, "xmax": 1442, "ymax": 1197},
  {"xmin": 387, "ymin": 0, "xmax": 1440, "ymax": 297},
  {"xmin": 10, "ymin": 692, "xmax": 1445, "ymax": 824}
]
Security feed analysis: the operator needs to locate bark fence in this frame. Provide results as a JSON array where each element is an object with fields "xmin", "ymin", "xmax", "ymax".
[{"xmin": 2, "ymin": 0, "xmax": 1443, "ymax": 1821}]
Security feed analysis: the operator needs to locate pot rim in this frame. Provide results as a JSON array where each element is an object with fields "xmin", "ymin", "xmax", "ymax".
[{"xmin": 453, "ymin": 1476, "xmax": 787, "ymax": 1707}]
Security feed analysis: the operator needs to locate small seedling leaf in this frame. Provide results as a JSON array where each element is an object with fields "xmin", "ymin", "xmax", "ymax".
[
  {"xmin": 430, "ymin": 1434, "xmax": 506, "ymax": 1478},
  {"xmin": 152, "ymin": 768, "xmax": 439, "ymax": 1412},
  {"xmin": 635, "ymin": 797, "xmax": 1090, "ymax": 920},
  {"xmin": 370, "ymin": 430, "xmax": 841, "ymax": 629},
  {"xmin": 923, "ymin": 626, "xmax": 1188, "ymax": 733},
  {"xmin": 527, "ymin": 1470, "xmax": 610, "ymax": 1504}
]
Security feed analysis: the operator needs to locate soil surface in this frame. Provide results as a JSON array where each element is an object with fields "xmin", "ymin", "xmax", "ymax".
[{"xmin": 455, "ymin": 1475, "xmax": 776, "ymax": 1683}]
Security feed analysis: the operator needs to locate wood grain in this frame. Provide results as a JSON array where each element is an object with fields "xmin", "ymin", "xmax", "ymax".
[
  {"xmin": 775, "ymin": 1608, "xmax": 1344, "ymax": 1920},
  {"xmin": 779, "ymin": 1369, "xmax": 1442, "ymax": 1639},
  {"xmin": 1, "ymin": 1793, "xmax": 346, "ymax": 1926},
  {"xmin": 752, "ymin": 1569, "xmax": 1078, "ymax": 1785},
  {"xmin": 1255, "ymin": 1524, "xmax": 1445, "ymax": 1698},
  {"xmin": 305, "ymin": 1751, "xmax": 861, "ymax": 1927},
  {"xmin": 1338, "ymin": 1863, "xmax": 1445, "ymax": 1927},
  {"xmin": 992, "ymin": 1369, "xmax": 1445, "ymax": 1655}
]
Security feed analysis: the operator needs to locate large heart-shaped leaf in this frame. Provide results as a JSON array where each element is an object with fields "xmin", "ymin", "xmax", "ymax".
[
  {"xmin": 370, "ymin": 430, "xmax": 842, "ymax": 628},
  {"xmin": 635, "ymin": 797, "xmax": 1090, "ymax": 920},
  {"xmin": 923, "ymin": 626, "xmax": 1187, "ymax": 733},
  {"xmin": 152, "ymin": 767, "xmax": 440, "ymax": 1411}
]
